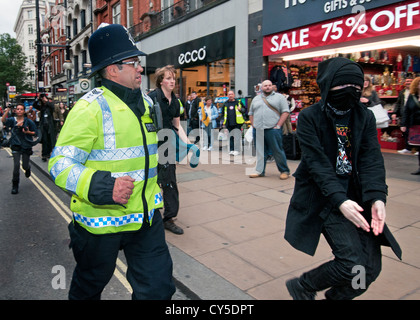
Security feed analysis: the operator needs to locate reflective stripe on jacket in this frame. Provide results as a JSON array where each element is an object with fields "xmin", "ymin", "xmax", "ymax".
[
  {"xmin": 48, "ymin": 87, "xmax": 163, "ymax": 234},
  {"xmin": 223, "ymin": 102, "xmax": 244, "ymax": 125}
]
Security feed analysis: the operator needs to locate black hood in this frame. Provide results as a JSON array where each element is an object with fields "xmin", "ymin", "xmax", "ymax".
[{"xmin": 316, "ymin": 57, "xmax": 364, "ymax": 105}]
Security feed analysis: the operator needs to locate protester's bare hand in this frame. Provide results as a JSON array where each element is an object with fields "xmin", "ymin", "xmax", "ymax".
[
  {"xmin": 339, "ymin": 200, "xmax": 370, "ymax": 232},
  {"xmin": 371, "ymin": 200, "xmax": 386, "ymax": 236},
  {"xmin": 113, "ymin": 176, "xmax": 135, "ymax": 205}
]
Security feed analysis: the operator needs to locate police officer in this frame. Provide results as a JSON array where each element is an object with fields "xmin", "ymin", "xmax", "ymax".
[{"xmin": 48, "ymin": 24, "xmax": 175, "ymax": 300}]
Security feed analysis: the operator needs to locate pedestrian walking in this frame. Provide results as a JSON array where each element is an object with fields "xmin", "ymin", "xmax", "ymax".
[
  {"xmin": 222, "ymin": 90, "xmax": 245, "ymax": 155},
  {"xmin": 189, "ymin": 91, "xmax": 201, "ymax": 144},
  {"xmin": 33, "ymin": 93, "xmax": 56, "ymax": 161},
  {"xmin": 395, "ymin": 78, "xmax": 413, "ymax": 154},
  {"xmin": 48, "ymin": 23, "xmax": 175, "ymax": 300},
  {"xmin": 400, "ymin": 76, "xmax": 420, "ymax": 175},
  {"xmin": 148, "ymin": 65, "xmax": 190, "ymax": 235},
  {"xmin": 198, "ymin": 96, "xmax": 218, "ymax": 151},
  {"xmin": 284, "ymin": 57, "xmax": 402, "ymax": 300},
  {"xmin": 248, "ymin": 80, "xmax": 290, "ymax": 179},
  {"xmin": 2, "ymin": 105, "xmax": 39, "ymax": 194}
]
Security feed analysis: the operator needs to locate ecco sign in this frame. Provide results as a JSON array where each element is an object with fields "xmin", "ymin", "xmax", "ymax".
[{"xmin": 178, "ymin": 47, "xmax": 207, "ymax": 65}]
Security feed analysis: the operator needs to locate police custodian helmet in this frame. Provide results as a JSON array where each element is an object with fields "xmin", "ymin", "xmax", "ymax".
[{"xmin": 88, "ymin": 23, "xmax": 147, "ymax": 78}]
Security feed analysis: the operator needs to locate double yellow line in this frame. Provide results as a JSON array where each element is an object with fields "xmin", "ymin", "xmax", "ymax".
[{"xmin": 5, "ymin": 148, "xmax": 132, "ymax": 295}]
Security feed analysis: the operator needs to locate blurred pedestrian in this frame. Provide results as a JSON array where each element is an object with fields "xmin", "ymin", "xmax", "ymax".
[
  {"xmin": 285, "ymin": 57, "xmax": 401, "ymax": 300},
  {"xmin": 189, "ymin": 91, "xmax": 201, "ymax": 144},
  {"xmin": 360, "ymin": 75, "xmax": 381, "ymax": 108},
  {"xmin": 248, "ymin": 80, "xmax": 290, "ymax": 179},
  {"xmin": 33, "ymin": 93, "xmax": 56, "ymax": 161},
  {"xmin": 395, "ymin": 78, "xmax": 413, "ymax": 154},
  {"xmin": 2, "ymin": 104, "xmax": 38, "ymax": 194},
  {"xmin": 199, "ymin": 96, "xmax": 218, "ymax": 151},
  {"xmin": 222, "ymin": 90, "xmax": 245, "ymax": 155},
  {"xmin": 400, "ymin": 76, "xmax": 420, "ymax": 175}
]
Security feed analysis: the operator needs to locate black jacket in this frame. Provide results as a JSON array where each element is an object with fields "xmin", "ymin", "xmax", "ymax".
[
  {"xmin": 401, "ymin": 94, "xmax": 420, "ymax": 128},
  {"xmin": 284, "ymin": 58, "xmax": 401, "ymax": 259}
]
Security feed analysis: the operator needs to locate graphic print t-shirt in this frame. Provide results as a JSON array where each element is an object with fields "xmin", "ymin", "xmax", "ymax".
[{"xmin": 335, "ymin": 114, "xmax": 352, "ymax": 176}]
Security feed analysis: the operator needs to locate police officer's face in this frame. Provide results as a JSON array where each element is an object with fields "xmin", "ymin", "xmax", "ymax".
[{"xmin": 114, "ymin": 57, "xmax": 143, "ymax": 90}]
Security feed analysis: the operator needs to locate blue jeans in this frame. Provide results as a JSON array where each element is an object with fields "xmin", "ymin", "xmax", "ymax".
[
  {"xmin": 299, "ymin": 210, "xmax": 382, "ymax": 300},
  {"xmin": 255, "ymin": 128, "xmax": 290, "ymax": 175}
]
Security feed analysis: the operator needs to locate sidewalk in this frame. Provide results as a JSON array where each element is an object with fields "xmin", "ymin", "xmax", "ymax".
[{"xmin": 31, "ymin": 143, "xmax": 420, "ymax": 300}]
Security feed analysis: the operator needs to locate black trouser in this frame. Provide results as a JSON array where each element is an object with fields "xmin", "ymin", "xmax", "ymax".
[
  {"xmin": 68, "ymin": 210, "xmax": 175, "ymax": 300},
  {"xmin": 12, "ymin": 149, "xmax": 31, "ymax": 183},
  {"xmin": 158, "ymin": 163, "xmax": 179, "ymax": 222},
  {"xmin": 41, "ymin": 123, "xmax": 55, "ymax": 158},
  {"xmin": 227, "ymin": 124, "xmax": 242, "ymax": 152},
  {"xmin": 299, "ymin": 209, "xmax": 382, "ymax": 300}
]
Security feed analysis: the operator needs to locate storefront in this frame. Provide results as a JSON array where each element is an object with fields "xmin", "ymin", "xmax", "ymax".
[
  {"xmin": 145, "ymin": 27, "xmax": 235, "ymax": 100},
  {"xmin": 262, "ymin": 0, "xmax": 420, "ymax": 150}
]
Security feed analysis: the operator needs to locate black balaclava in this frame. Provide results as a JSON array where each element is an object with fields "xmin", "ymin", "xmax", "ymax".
[{"xmin": 327, "ymin": 63, "xmax": 364, "ymax": 112}]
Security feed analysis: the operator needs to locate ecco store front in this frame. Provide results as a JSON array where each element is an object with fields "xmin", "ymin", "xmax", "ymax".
[
  {"xmin": 262, "ymin": 0, "xmax": 420, "ymax": 150},
  {"xmin": 145, "ymin": 27, "xmax": 235, "ymax": 100}
]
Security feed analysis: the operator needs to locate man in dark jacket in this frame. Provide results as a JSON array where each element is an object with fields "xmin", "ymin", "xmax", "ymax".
[
  {"xmin": 33, "ymin": 93, "xmax": 56, "ymax": 161},
  {"xmin": 189, "ymin": 91, "xmax": 201, "ymax": 144},
  {"xmin": 284, "ymin": 57, "xmax": 401, "ymax": 300}
]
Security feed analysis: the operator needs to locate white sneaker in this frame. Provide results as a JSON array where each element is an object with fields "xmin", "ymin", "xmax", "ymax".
[
  {"xmin": 398, "ymin": 149, "xmax": 411, "ymax": 154},
  {"xmin": 229, "ymin": 151, "xmax": 234, "ymax": 155},
  {"xmin": 207, "ymin": 146, "xmax": 212, "ymax": 151},
  {"xmin": 232, "ymin": 151, "xmax": 239, "ymax": 156},
  {"xmin": 415, "ymin": 152, "xmax": 419, "ymax": 156},
  {"xmin": 202, "ymin": 146, "xmax": 208, "ymax": 151}
]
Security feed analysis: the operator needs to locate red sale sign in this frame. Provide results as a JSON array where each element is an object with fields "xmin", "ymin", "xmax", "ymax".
[{"xmin": 263, "ymin": 1, "xmax": 420, "ymax": 56}]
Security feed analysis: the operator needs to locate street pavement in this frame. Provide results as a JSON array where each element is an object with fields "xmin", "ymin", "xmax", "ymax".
[{"xmin": 26, "ymin": 140, "xmax": 420, "ymax": 300}]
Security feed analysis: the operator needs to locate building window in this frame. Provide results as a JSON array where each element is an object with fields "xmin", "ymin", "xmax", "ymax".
[
  {"xmin": 81, "ymin": 10, "xmax": 86, "ymax": 29},
  {"xmin": 74, "ymin": 55, "xmax": 79, "ymax": 76},
  {"xmin": 82, "ymin": 50, "xmax": 87, "ymax": 74},
  {"xmin": 29, "ymin": 40, "xmax": 35, "ymax": 50},
  {"xmin": 27, "ymin": 10, "xmax": 33, "ymax": 19},
  {"xmin": 127, "ymin": 0, "xmax": 133, "ymax": 28},
  {"xmin": 29, "ymin": 55, "xmax": 35, "ymax": 65},
  {"xmin": 112, "ymin": 3, "xmax": 121, "ymax": 24},
  {"xmin": 73, "ymin": 19, "xmax": 78, "ymax": 37},
  {"xmin": 28, "ymin": 24, "xmax": 34, "ymax": 35}
]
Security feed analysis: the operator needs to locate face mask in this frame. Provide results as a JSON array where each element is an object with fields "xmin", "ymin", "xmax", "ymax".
[{"xmin": 327, "ymin": 86, "xmax": 362, "ymax": 111}]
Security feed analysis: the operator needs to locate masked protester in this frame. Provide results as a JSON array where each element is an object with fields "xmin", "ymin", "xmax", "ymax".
[{"xmin": 284, "ymin": 57, "xmax": 402, "ymax": 300}]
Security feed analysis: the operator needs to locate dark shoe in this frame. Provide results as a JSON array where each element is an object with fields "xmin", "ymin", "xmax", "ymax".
[
  {"xmin": 11, "ymin": 182, "xmax": 19, "ymax": 195},
  {"xmin": 42, "ymin": 157, "xmax": 47, "ymax": 162},
  {"xmin": 286, "ymin": 278, "xmax": 316, "ymax": 300},
  {"xmin": 164, "ymin": 219, "xmax": 184, "ymax": 235},
  {"xmin": 411, "ymin": 168, "xmax": 420, "ymax": 175},
  {"xmin": 25, "ymin": 168, "xmax": 31, "ymax": 178}
]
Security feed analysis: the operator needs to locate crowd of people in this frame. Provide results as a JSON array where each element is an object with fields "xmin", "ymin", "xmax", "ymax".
[
  {"xmin": 0, "ymin": 23, "xmax": 418, "ymax": 301},
  {"xmin": 0, "ymin": 96, "xmax": 72, "ymax": 194}
]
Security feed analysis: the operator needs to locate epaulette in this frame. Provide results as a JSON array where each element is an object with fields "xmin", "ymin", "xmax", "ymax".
[{"xmin": 80, "ymin": 88, "xmax": 105, "ymax": 104}]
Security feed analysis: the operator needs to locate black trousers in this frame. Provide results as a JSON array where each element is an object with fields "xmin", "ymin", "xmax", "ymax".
[
  {"xmin": 12, "ymin": 149, "xmax": 31, "ymax": 183},
  {"xmin": 299, "ymin": 209, "xmax": 382, "ymax": 300},
  {"xmin": 158, "ymin": 163, "xmax": 180, "ymax": 222},
  {"xmin": 40, "ymin": 123, "xmax": 55, "ymax": 158},
  {"xmin": 68, "ymin": 210, "xmax": 175, "ymax": 300}
]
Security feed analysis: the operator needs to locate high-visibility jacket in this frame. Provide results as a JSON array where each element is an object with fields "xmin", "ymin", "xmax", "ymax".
[
  {"xmin": 223, "ymin": 101, "xmax": 245, "ymax": 126},
  {"xmin": 48, "ymin": 87, "xmax": 163, "ymax": 235}
]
